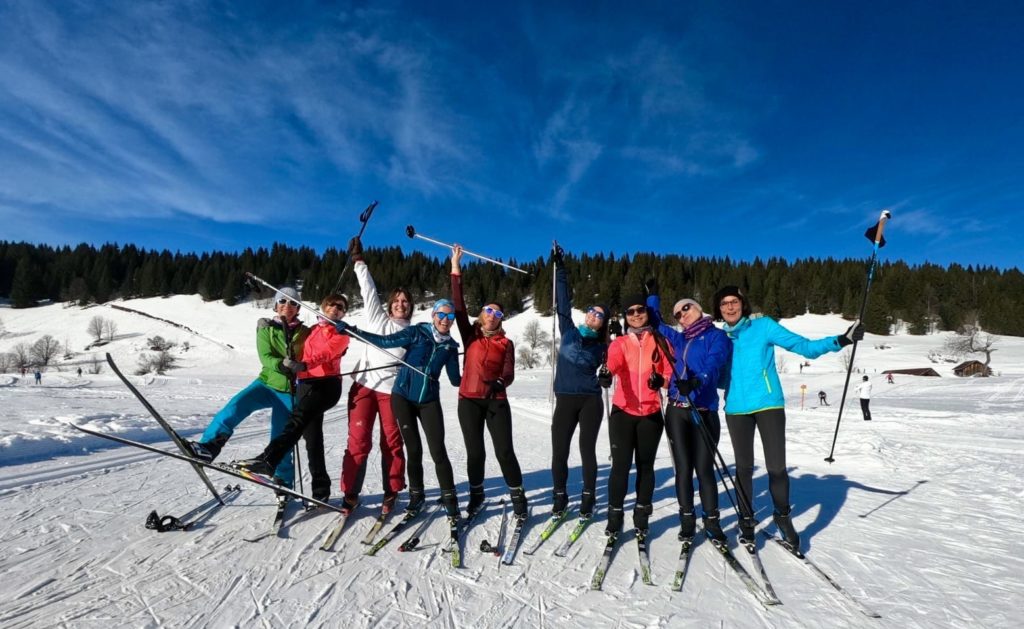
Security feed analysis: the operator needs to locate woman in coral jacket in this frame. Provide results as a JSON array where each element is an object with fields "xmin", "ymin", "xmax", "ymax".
[
  {"xmin": 603, "ymin": 293, "xmax": 673, "ymax": 537},
  {"xmin": 231, "ymin": 294, "xmax": 350, "ymax": 504},
  {"xmin": 450, "ymin": 244, "xmax": 527, "ymax": 520}
]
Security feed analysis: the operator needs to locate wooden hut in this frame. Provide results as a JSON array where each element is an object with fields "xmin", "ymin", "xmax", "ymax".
[{"xmin": 952, "ymin": 361, "xmax": 992, "ymax": 377}]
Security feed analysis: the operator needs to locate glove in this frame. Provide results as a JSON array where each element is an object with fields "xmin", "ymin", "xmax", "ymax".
[
  {"xmin": 838, "ymin": 322, "xmax": 865, "ymax": 347},
  {"xmin": 334, "ymin": 320, "xmax": 354, "ymax": 334},
  {"xmin": 551, "ymin": 243, "xmax": 564, "ymax": 265},
  {"xmin": 280, "ymin": 358, "xmax": 307, "ymax": 375},
  {"xmin": 484, "ymin": 379, "xmax": 506, "ymax": 399},
  {"xmin": 647, "ymin": 371, "xmax": 665, "ymax": 391},
  {"xmin": 644, "ymin": 277, "xmax": 658, "ymax": 296},
  {"xmin": 674, "ymin": 376, "xmax": 701, "ymax": 396},
  {"xmin": 347, "ymin": 236, "xmax": 363, "ymax": 259},
  {"xmin": 608, "ymin": 320, "xmax": 623, "ymax": 337},
  {"xmin": 598, "ymin": 366, "xmax": 612, "ymax": 389}
]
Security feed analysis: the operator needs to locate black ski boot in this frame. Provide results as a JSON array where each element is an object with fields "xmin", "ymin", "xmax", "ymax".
[
  {"xmin": 633, "ymin": 503, "xmax": 652, "ymax": 534},
  {"xmin": 702, "ymin": 510, "xmax": 727, "ymax": 543},
  {"xmin": 342, "ymin": 494, "xmax": 359, "ymax": 515},
  {"xmin": 773, "ymin": 508, "xmax": 800, "ymax": 550},
  {"xmin": 186, "ymin": 439, "xmax": 222, "ymax": 463},
  {"xmin": 466, "ymin": 484, "xmax": 486, "ymax": 517},
  {"xmin": 441, "ymin": 490, "xmax": 461, "ymax": 522},
  {"xmin": 738, "ymin": 515, "xmax": 758, "ymax": 544},
  {"xmin": 579, "ymin": 490, "xmax": 595, "ymax": 518},
  {"xmin": 510, "ymin": 486, "xmax": 528, "ymax": 520},
  {"xmin": 678, "ymin": 510, "xmax": 696, "ymax": 541},
  {"xmin": 230, "ymin": 456, "xmax": 273, "ymax": 475},
  {"xmin": 552, "ymin": 490, "xmax": 568, "ymax": 517},
  {"xmin": 605, "ymin": 507, "xmax": 624, "ymax": 536},
  {"xmin": 405, "ymin": 489, "xmax": 425, "ymax": 515}
]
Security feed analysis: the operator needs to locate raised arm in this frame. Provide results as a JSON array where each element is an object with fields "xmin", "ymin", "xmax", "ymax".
[
  {"xmin": 450, "ymin": 245, "xmax": 475, "ymax": 343},
  {"xmin": 764, "ymin": 318, "xmax": 841, "ymax": 359}
]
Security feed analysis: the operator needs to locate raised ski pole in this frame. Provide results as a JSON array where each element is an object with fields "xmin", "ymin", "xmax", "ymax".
[
  {"xmin": 825, "ymin": 209, "xmax": 893, "ymax": 463},
  {"xmin": 406, "ymin": 225, "xmax": 530, "ymax": 275},
  {"xmin": 332, "ymin": 200, "xmax": 378, "ymax": 295},
  {"xmin": 549, "ymin": 241, "xmax": 559, "ymax": 407},
  {"xmin": 245, "ymin": 273, "xmax": 433, "ymax": 380}
]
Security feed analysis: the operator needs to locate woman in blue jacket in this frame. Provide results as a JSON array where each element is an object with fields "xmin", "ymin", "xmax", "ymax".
[
  {"xmin": 548, "ymin": 244, "xmax": 609, "ymax": 521},
  {"xmin": 714, "ymin": 285, "xmax": 862, "ymax": 550},
  {"xmin": 646, "ymin": 285, "xmax": 731, "ymax": 543},
  {"xmin": 335, "ymin": 300, "xmax": 462, "ymax": 521}
]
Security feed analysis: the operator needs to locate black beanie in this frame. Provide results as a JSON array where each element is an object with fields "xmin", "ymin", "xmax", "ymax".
[
  {"xmin": 712, "ymin": 285, "xmax": 752, "ymax": 321},
  {"xmin": 621, "ymin": 293, "xmax": 647, "ymax": 311}
]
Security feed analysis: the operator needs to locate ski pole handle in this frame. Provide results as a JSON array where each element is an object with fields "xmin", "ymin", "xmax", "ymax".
[
  {"xmin": 406, "ymin": 225, "xmax": 530, "ymax": 275},
  {"xmin": 872, "ymin": 209, "xmax": 892, "ymax": 245}
]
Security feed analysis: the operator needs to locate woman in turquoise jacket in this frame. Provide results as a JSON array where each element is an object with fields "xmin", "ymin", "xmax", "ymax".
[{"xmin": 714, "ymin": 285, "xmax": 862, "ymax": 551}]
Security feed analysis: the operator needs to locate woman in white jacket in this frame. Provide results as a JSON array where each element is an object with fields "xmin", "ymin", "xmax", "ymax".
[{"xmin": 341, "ymin": 236, "xmax": 413, "ymax": 512}]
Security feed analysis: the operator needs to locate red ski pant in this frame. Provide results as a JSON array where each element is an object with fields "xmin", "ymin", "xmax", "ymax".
[{"xmin": 341, "ymin": 382, "xmax": 406, "ymax": 496}]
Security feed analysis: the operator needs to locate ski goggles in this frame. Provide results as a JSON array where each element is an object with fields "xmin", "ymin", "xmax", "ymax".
[
  {"xmin": 586, "ymin": 307, "xmax": 605, "ymax": 320},
  {"xmin": 483, "ymin": 306, "xmax": 504, "ymax": 319},
  {"xmin": 435, "ymin": 311, "xmax": 456, "ymax": 321}
]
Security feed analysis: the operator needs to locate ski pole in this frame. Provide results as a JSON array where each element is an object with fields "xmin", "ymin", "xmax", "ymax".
[
  {"xmin": 405, "ymin": 225, "xmax": 530, "ymax": 275},
  {"xmin": 245, "ymin": 273, "xmax": 433, "ymax": 380},
  {"xmin": 824, "ymin": 209, "xmax": 892, "ymax": 463},
  {"xmin": 332, "ymin": 200, "xmax": 379, "ymax": 295}
]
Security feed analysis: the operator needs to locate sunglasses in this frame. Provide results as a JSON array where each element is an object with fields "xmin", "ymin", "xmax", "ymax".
[
  {"xmin": 625, "ymin": 306, "xmax": 646, "ymax": 316},
  {"xmin": 483, "ymin": 306, "xmax": 504, "ymax": 319},
  {"xmin": 587, "ymin": 307, "xmax": 605, "ymax": 320},
  {"xmin": 435, "ymin": 311, "xmax": 456, "ymax": 321},
  {"xmin": 277, "ymin": 299, "xmax": 299, "ymax": 307},
  {"xmin": 673, "ymin": 304, "xmax": 694, "ymax": 319}
]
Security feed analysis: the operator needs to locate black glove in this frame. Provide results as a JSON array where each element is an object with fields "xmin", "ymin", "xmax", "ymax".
[
  {"xmin": 838, "ymin": 322, "xmax": 865, "ymax": 347},
  {"xmin": 347, "ymin": 236, "xmax": 363, "ymax": 259},
  {"xmin": 674, "ymin": 376, "xmax": 701, "ymax": 396},
  {"xmin": 598, "ymin": 366, "xmax": 612, "ymax": 388},
  {"xmin": 551, "ymin": 243, "xmax": 564, "ymax": 265},
  {"xmin": 280, "ymin": 358, "xmax": 307, "ymax": 375},
  {"xmin": 647, "ymin": 371, "xmax": 665, "ymax": 391},
  {"xmin": 608, "ymin": 320, "xmax": 623, "ymax": 337},
  {"xmin": 484, "ymin": 379, "xmax": 505, "ymax": 399},
  {"xmin": 644, "ymin": 277, "xmax": 658, "ymax": 296}
]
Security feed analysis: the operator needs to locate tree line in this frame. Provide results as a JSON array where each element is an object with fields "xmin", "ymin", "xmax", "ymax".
[{"xmin": 1, "ymin": 240, "xmax": 1022, "ymax": 336}]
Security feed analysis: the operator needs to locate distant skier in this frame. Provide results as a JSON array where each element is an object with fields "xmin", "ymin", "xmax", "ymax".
[
  {"xmin": 856, "ymin": 375, "xmax": 873, "ymax": 421},
  {"xmin": 818, "ymin": 390, "xmax": 829, "ymax": 406},
  {"xmin": 34, "ymin": 370, "xmax": 42, "ymax": 385},
  {"xmin": 886, "ymin": 373, "xmax": 895, "ymax": 385},
  {"xmin": 77, "ymin": 367, "xmax": 83, "ymax": 377}
]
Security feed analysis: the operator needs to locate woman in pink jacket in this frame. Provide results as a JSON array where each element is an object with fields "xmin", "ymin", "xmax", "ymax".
[
  {"xmin": 232, "ymin": 294, "xmax": 350, "ymax": 505},
  {"xmin": 603, "ymin": 292, "xmax": 673, "ymax": 536}
]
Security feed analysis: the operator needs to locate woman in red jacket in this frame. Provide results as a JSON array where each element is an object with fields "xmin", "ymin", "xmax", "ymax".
[
  {"xmin": 450, "ymin": 245, "xmax": 527, "ymax": 521},
  {"xmin": 603, "ymin": 293, "xmax": 673, "ymax": 536},
  {"xmin": 232, "ymin": 294, "xmax": 350, "ymax": 505}
]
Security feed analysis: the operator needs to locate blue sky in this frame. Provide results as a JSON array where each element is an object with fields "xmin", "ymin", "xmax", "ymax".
[{"xmin": 1, "ymin": 1, "xmax": 1021, "ymax": 269}]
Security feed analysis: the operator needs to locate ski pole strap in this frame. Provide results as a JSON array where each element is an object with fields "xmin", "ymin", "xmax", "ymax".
[{"xmin": 145, "ymin": 510, "xmax": 189, "ymax": 532}]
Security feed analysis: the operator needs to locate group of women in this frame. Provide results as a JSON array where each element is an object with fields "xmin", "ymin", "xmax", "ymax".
[{"xmin": 189, "ymin": 239, "xmax": 864, "ymax": 550}]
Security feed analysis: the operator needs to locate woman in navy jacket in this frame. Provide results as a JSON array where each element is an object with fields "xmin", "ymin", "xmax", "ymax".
[
  {"xmin": 647, "ymin": 285, "xmax": 731, "ymax": 543},
  {"xmin": 548, "ymin": 243, "xmax": 609, "ymax": 521}
]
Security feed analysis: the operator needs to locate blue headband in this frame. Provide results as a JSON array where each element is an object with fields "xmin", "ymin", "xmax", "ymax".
[{"xmin": 433, "ymin": 299, "xmax": 454, "ymax": 313}]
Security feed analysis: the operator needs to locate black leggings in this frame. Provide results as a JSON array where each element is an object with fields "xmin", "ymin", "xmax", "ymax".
[
  {"xmin": 550, "ymin": 394, "xmax": 603, "ymax": 494},
  {"xmin": 262, "ymin": 377, "xmax": 342, "ymax": 498},
  {"xmin": 665, "ymin": 405, "xmax": 720, "ymax": 514},
  {"xmin": 725, "ymin": 408, "xmax": 789, "ymax": 516},
  {"xmin": 391, "ymin": 394, "xmax": 455, "ymax": 492},
  {"xmin": 458, "ymin": 398, "xmax": 523, "ymax": 488},
  {"xmin": 606, "ymin": 406, "xmax": 664, "ymax": 511},
  {"xmin": 860, "ymin": 398, "xmax": 872, "ymax": 421}
]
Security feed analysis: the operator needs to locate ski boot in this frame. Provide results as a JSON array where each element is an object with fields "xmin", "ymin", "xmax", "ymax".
[
  {"xmin": 702, "ymin": 510, "xmax": 728, "ymax": 544},
  {"xmin": 579, "ymin": 490, "xmax": 595, "ymax": 519},
  {"xmin": 466, "ymin": 484, "xmax": 486, "ymax": 517},
  {"xmin": 738, "ymin": 515, "xmax": 758, "ymax": 545},
  {"xmin": 185, "ymin": 439, "xmax": 220, "ymax": 463},
  {"xmin": 405, "ymin": 489, "xmax": 425, "ymax": 516},
  {"xmin": 229, "ymin": 455, "xmax": 273, "ymax": 476},
  {"xmin": 678, "ymin": 510, "xmax": 696, "ymax": 541},
  {"xmin": 773, "ymin": 508, "xmax": 800, "ymax": 551},
  {"xmin": 552, "ymin": 490, "xmax": 568, "ymax": 518},
  {"xmin": 441, "ymin": 490, "xmax": 461, "ymax": 522},
  {"xmin": 633, "ymin": 503, "xmax": 652, "ymax": 535},
  {"xmin": 381, "ymin": 491, "xmax": 398, "ymax": 515},
  {"xmin": 510, "ymin": 486, "xmax": 529, "ymax": 520},
  {"xmin": 605, "ymin": 507, "xmax": 624, "ymax": 536},
  {"xmin": 342, "ymin": 494, "xmax": 359, "ymax": 515}
]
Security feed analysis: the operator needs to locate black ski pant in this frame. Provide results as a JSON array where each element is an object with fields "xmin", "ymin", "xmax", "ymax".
[
  {"xmin": 725, "ymin": 407, "xmax": 789, "ymax": 517},
  {"xmin": 261, "ymin": 377, "xmax": 342, "ymax": 499},
  {"xmin": 458, "ymin": 397, "xmax": 523, "ymax": 488},
  {"xmin": 550, "ymin": 393, "xmax": 603, "ymax": 495},
  {"xmin": 391, "ymin": 394, "xmax": 456, "ymax": 493},
  {"xmin": 665, "ymin": 405, "xmax": 720, "ymax": 515},
  {"xmin": 606, "ymin": 406, "xmax": 664, "ymax": 512},
  {"xmin": 860, "ymin": 398, "xmax": 872, "ymax": 421}
]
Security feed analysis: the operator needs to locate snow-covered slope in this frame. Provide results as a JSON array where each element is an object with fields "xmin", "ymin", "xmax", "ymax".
[{"xmin": 1, "ymin": 297, "xmax": 1021, "ymax": 627}]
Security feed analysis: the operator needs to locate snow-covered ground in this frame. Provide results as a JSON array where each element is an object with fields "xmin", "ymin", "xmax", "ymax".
[{"xmin": 1, "ymin": 297, "xmax": 1022, "ymax": 628}]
